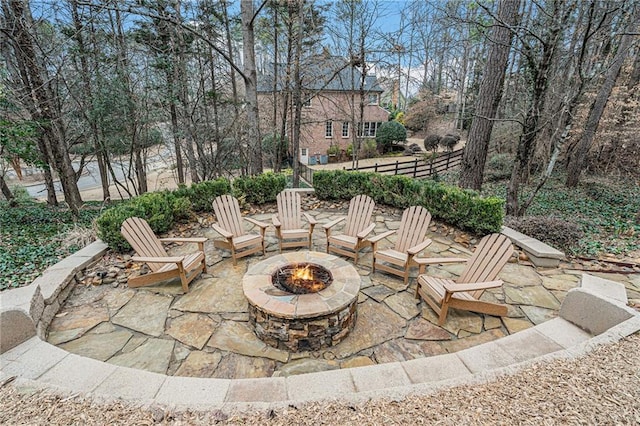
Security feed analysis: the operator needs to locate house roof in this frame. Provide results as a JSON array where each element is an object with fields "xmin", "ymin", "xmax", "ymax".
[{"xmin": 257, "ymin": 57, "xmax": 384, "ymax": 94}]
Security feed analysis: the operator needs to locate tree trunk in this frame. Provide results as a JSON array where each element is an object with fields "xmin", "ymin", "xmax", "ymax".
[
  {"xmin": 3, "ymin": 0, "xmax": 82, "ymax": 214},
  {"xmin": 70, "ymin": 0, "xmax": 110, "ymax": 201},
  {"xmin": 506, "ymin": 1, "xmax": 573, "ymax": 216},
  {"xmin": 169, "ymin": 95, "xmax": 185, "ymax": 185},
  {"xmin": 565, "ymin": 7, "xmax": 638, "ymax": 188},
  {"xmin": 290, "ymin": 0, "xmax": 303, "ymax": 187},
  {"xmin": 241, "ymin": 0, "xmax": 263, "ymax": 176},
  {"xmin": 0, "ymin": 174, "xmax": 14, "ymax": 204},
  {"xmin": 458, "ymin": 0, "xmax": 520, "ymax": 191}
]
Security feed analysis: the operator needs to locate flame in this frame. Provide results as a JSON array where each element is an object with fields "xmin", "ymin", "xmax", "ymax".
[{"xmin": 292, "ymin": 265, "xmax": 313, "ymax": 281}]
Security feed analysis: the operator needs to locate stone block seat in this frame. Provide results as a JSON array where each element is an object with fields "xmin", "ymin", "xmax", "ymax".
[
  {"xmin": 1, "ymin": 241, "xmax": 639, "ymax": 412},
  {"xmin": 501, "ymin": 226, "xmax": 565, "ymax": 268}
]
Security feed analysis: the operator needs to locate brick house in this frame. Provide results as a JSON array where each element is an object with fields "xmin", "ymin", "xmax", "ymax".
[{"xmin": 258, "ymin": 60, "xmax": 390, "ymax": 165}]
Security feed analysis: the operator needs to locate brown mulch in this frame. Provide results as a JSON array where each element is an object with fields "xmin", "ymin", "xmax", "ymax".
[{"xmin": 2, "ymin": 332, "xmax": 638, "ymax": 425}]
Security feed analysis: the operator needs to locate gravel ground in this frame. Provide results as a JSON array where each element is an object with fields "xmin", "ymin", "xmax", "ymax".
[{"xmin": 1, "ymin": 332, "xmax": 638, "ymax": 425}]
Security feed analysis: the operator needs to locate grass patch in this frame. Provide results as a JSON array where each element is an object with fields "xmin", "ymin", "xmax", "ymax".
[{"xmin": 0, "ymin": 200, "xmax": 102, "ymax": 290}]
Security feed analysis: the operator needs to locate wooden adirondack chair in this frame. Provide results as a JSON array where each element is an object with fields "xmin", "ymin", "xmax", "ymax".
[
  {"xmin": 211, "ymin": 194, "xmax": 268, "ymax": 265},
  {"xmin": 120, "ymin": 217, "xmax": 207, "ymax": 293},
  {"xmin": 323, "ymin": 194, "xmax": 375, "ymax": 264},
  {"xmin": 272, "ymin": 190, "xmax": 317, "ymax": 252},
  {"xmin": 415, "ymin": 233, "xmax": 514, "ymax": 325},
  {"xmin": 370, "ymin": 206, "xmax": 433, "ymax": 284}
]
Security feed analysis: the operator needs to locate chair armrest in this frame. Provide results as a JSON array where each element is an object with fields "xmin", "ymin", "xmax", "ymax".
[
  {"xmin": 323, "ymin": 217, "xmax": 345, "ymax": 230},
  {"xmin": 414, "ymin": 256, "xmax": 468, "ymax": 274},
  {"xmin": 159, "ymin": 237, "xmax": 207, "ymax": 244},
  {"xmin": 368, "ymin": 230, "xmax": 395, "ymax": 244},
  {"xmin": 407, "ymin": 238, "xmax": 433, "ymax": 256},
  {"xmin": 272, "ymin": 215, "xmax": 281, "ymax": 228},
  {"xmin": 132, "ymin": 256, "xmax": 184, "ymax": 264},
  {"xmin": 302, "ymin": 212, "xmax": 317, "ymax": 225},
  {"xmin": 414, "ymin": 257, "xmax": 468, "ymax": 266},
  {"xmin": 356, "ymin": 223, "xmax": 376, "ymax": 239},
  {"xmin": 211, "ymin": 223, "xmax": 233, "ymax": 239},
  {"xmin": 443, "ymin": 280, "xmax": 503, "ymax": 293},
  {"xmin": 245, "ymin": 217, "xmax": 269, "ymax": 230}
]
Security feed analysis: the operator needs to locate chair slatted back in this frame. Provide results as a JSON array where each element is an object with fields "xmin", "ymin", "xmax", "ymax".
[
  {"xmin": 344, "ymin": 195, "xmax": 375, "ymax": 237},
  {"xmin": 212, "ymin": 195, "xmax": 245, "ymax": 237},
  {"xmin": 458, "ymin": 233, "xmax": 513, "ymax": 297},
  {"xmin": 121, "ymin": 217, "xmax": 167, "ymax": 272},
  {"xmin": 276, "ymin": 191, "xmax": 302, "ymax": 230},
  {"xmin": 395, "ymin": 206, "xmax": 432, "ymax": 253}
]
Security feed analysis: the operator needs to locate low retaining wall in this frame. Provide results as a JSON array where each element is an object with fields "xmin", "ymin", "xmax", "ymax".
[
  {"xmin": 1, "ymin": 239, "xmax": 638, "ymax": 412},
  {"xmin": 0, "ymin": 241, "xmax": 108, "ymax": 353}
]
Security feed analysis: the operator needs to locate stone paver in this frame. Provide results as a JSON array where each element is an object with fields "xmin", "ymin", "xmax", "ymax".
[
  {"xmin": 60, "ymin": 329, "xmax": 132, "ymax": 361},
  {"xmin": 107, "ymin": 338, "xmax": 175, "ymax": 374},
  {"xmin": 166, "ymin": 313, "xmax": 217, "ymax": 350},
  {"xmin": 112, "ymin": 292, "xmax": 172, "ymax": 336},
  {"xmin": 405, "ymin": 317, "xmax": 452, "ymax": 341},
  {"xmin": 175, "ymin": 351, "xmax": 222, "ymax": 377},
  {"xmin": 332, "ymin": 300, "xmax": 406, "ymax": 359},
  {"xmin": 213, "ymin": 353, "xmax": 278, "ymax": 379},
  {"xmin": 207, "ymin": 321, "xmax": 289, "ymax": 363},
  {"xmin": 172, "ymin": 277, "xmax": 248, "ymax": 314}
]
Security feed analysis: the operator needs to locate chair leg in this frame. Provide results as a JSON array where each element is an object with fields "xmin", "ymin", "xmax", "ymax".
[
  {"xmin": 437, "ymin": 303, "xmax": 449, "ymax": 326},
  {"xmin": 178, "ymin": 265, "xmax": 189, "ymax": 293}
]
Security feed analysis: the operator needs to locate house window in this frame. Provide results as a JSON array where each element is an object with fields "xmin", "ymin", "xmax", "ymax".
[
  {"xmin": 358, "ymin": 122, "xmax": 380, "ymax": 137},
  {"xmin": 342, "ymin": 122, "xmax": 349, "ymax": 138},
  {"xmin": 325, "ymin": 120, "xmax": 333, "ymax": 138},
  {"xmin": 367, "ymin": 93, "xmax": 379, "ymax": 105},
  {"xmin": 301, "ymin": 148, "xmax": 308, "ymax": 156},
  {"xmin": 302, "ymin": 97, "xmax": 311, "ymax": 107}
]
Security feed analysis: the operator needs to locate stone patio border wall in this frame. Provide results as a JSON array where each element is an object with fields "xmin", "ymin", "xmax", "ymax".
[{"xmin": 1, "ymin": 240, "xmax": 639, "ymax": 413}]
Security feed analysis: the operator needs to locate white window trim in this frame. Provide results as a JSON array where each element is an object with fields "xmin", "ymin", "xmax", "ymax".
[
  {"xmin": 367, "ymin": 93, "xmax": 379, "ymax": 105},
  {"xmin": 357, "ymin": 121, "xmax": 380, "ymax": 138},
  {"xmin": 325, "ymin": 120, "xmax": 333, "ymax": 138},
  {"xmin": 342, "ymin": 122, "xmax": 349, "ymax": 138}
]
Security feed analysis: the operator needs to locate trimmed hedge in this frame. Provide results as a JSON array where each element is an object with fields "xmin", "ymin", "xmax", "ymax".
[
  {"xmin": 232, "ymin": 172, "xmax": 287, "ymax": 204},
  {"xmin": 313, "ymin": 170, "xmax": 504, "ymax": 234},
  {"xmin": 96, "ymin": 174, "xmax": 285, "ymax": 252},
  {"xmin": 173, "ymin": 178, "xmax": 231, "ymax": 212}
]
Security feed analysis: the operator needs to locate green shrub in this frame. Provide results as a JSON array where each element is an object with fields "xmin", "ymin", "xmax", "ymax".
[
  {"xmin": 96, "ymin": 191, "xmax": 176, "ymax": 251},
  {"xmin": 313, "ymin": 170, "xmax": 504, "ymax": 234},
  {"xmin": 376, "ymin": 121, "xmax": 407, "ymax": 153},
  {"xmin": 361, "ymin": 139, "xmax": 378, "ymax": 159},
  {"xmin": 174, "ymin": 178, "xmax": 230, "ymax": 212},
  {"xmin": 95, "ymin": 203, "xmax": 144, "ymax": 252},
  {"xmin": 232, "ymin": 172, "xmax": 286, "ymax": 204},
  {"xmin": 485, "ymin": 153, "xmax": 514, "ymax": 182},
  {"xmin": 171, "ymin": 196, "xmax": 193, "ymax": 222},
  {"xmin": 96, "ymin": 172, "xmax": 286, "ymax": 252}
]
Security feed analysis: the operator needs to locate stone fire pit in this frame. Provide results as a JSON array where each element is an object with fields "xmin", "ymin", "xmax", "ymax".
[{"xmin": 243, "ymin": 251, "xmax": 360, "ymax": 352}]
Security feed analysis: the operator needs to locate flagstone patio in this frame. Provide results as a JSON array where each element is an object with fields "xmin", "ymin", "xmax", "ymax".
[{"xmin": 45, "ymin": 204, "xmax": 640, "ymax": 380}]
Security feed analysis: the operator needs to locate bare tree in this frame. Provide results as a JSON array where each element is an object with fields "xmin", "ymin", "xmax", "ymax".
[
  {"xmin": 241, "ymin": 0, "xmax": 263, "ymax": 176},
  {"xmin": 2, "ymin": 0, "xmax": 83, "ymax": 214},
  {"xmin": 565, "ymin": 4, "xmax": 639, "ymax": 187},
  {"xmin": 459, "ymin": 0, "xmax": 521, "ymax": 191}
]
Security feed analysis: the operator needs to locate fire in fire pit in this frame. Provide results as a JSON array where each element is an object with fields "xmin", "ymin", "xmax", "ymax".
[{"xmin": 271, "ymin": 262, "xmax": 333, "ymax": 294}]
